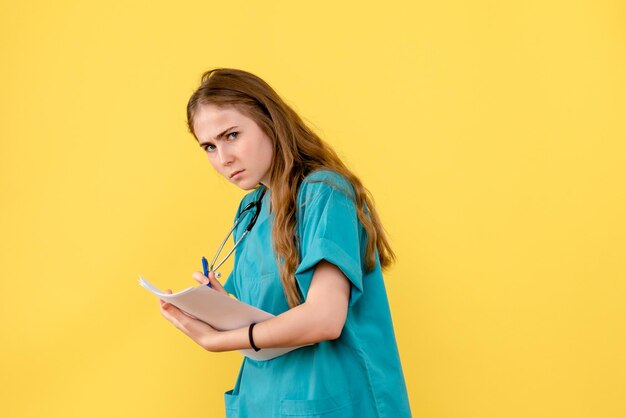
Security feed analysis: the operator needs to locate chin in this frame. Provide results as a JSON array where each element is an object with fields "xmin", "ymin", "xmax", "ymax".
[{"xmin": 234, "ymin": 179, "xmax": 260, "ymax": 191}]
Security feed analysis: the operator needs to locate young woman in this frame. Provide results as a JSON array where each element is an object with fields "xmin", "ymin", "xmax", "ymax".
[{"xmin": 159, "ymin": 68, "xmax": 411, "ymax": 417}]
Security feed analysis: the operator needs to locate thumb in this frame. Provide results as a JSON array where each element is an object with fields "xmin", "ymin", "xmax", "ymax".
[
  {"xmin": 207, "ymin": 271, "xmax": 228, "ymax": 295},
  {"xmin": 192, "ymin": 271, "xmax": 210, "ymax": 285}
]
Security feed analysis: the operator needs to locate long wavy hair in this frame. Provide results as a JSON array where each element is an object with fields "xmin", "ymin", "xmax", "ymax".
[{"xmin": 186, "ymin": 68, "xmax": 395, "ymax": 308}]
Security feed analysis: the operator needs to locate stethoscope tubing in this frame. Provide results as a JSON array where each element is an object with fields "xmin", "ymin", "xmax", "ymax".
[{"xmin": 208, "ymin": 186, "xmax": 267, "ymax": 274}]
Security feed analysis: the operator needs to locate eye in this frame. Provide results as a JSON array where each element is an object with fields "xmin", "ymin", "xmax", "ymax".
[
  {"xmin": 226, "ymin": 131, "xmax": 239, "ymax": 140},
  {"xmin": 202, "ymin": 143, "xmax": 216, "ymax": 152}
]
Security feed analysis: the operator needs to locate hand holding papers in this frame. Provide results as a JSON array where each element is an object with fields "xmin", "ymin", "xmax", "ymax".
[{"xmin": 139, "ymin": 276, "xmax": 303, "ymax": 361}]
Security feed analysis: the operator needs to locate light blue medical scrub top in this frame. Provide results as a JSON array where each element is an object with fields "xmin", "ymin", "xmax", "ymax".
[{"xmin": 223, "ymin": 170, "xmax": 411, "ymax": 418}]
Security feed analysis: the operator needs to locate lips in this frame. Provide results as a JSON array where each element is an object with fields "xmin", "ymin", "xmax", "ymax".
[{"xmin": 229, "ymin": 169, "xmax": 244, "ymax": 179}]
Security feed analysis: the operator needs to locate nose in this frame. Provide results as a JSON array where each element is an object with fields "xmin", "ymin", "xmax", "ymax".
[{"xmin": 216, "ymin": 146, "xmax": 234, "ymax": 166}]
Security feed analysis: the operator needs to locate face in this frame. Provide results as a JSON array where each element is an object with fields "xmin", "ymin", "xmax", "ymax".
[{"xmin": 193, "ymin": 103, "xmax": 274, "ymax": 190}]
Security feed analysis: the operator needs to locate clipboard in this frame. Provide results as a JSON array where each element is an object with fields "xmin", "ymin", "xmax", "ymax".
[{"xmin": 139, "ymin": 276, "xmax": 303, "ymax": 361}]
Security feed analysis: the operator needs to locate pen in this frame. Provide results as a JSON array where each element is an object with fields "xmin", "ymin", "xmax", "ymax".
[{"xmin": 202, "ymin": 256, "xmax": 211, "ymax": 288}]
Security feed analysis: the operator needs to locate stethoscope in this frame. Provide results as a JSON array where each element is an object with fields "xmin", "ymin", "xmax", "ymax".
[{"xmin": 207, "ymin": 186, "xmax": 267, "ymax": 278}]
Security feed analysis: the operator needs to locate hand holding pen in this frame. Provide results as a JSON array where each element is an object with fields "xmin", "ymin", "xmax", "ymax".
[{"xmin": 192, "ymin": 257, "xmax": 228, "ymax": 295}]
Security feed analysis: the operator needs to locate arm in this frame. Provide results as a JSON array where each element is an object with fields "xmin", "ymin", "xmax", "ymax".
[{"xmin": 159, "ymin": 260, "xmax": 350, "ymax": 352}]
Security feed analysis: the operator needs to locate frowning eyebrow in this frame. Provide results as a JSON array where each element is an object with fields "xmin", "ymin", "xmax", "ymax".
[{"xmin": 199, "ymin": 125, "xmax": 239, "ymax": 146}]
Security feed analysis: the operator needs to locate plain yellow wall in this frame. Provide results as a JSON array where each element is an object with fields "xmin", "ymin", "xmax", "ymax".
[{"xmin": 1, "ymin": 1, "xmax": 625, "ymax": 417}]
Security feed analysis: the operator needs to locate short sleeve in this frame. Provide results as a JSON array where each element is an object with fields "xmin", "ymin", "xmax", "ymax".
[{"xmin": 294, "ymin": 173, "xmax": 364, "ymax": 306}]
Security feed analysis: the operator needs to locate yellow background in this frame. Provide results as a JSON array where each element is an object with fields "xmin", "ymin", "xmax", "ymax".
[{"xmin": 1, "ymin": 1, "xmax": 625, "ymax": 417}]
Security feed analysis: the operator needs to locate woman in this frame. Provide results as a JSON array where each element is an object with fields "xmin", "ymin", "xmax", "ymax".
[{"xmin": 159, "ymin": 68, "xmax": 411, "ymax": 417}]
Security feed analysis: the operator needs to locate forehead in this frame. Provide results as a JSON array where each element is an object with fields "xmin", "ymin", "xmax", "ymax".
[{"xmin": 193, "ymin": 104, "xmax": 249, "ymax": 141}]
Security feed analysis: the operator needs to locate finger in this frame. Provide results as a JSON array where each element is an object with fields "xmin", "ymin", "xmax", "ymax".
[
  {"xmin": 207, "ymin": 272, "xmax": 228, "ymax": 295},
  {"xmin": 208, "ymin": 271, "xmax": 222, "ymax": 288},
  {"xmin": 159, "ymin": 289, "xmax": 174, "ymax": 309},
  {"xmin": 160, "ymin": 302, "xmax": 180, "ymax": 321},
  {"xmin": 159, "ymin": 294, "xmax": 172, "ymax": 307},
  {"xmin": 160, "ymin": 303, "xmax": 172, "ymax": 319},
  {"xmin": 192, "ymin": 271, "xmax": 210, "ymax": 285},
  {"xmin": 159, "ymin": 295, "xmax": 173, "ymax": 310},
  {"xmin": 161, "ymin": 305, "xmax": 190, "ymax": 332}
]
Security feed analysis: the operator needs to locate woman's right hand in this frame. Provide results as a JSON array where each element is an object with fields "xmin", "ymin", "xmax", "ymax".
[{"xmin": 192, "ymin": 271, "xmax": 228, "ymax": 296}]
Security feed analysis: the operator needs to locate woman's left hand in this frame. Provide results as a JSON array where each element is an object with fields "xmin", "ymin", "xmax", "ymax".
[{"xmin": 159, "ymin": 290, "xmax": 221, "ymax": 351}]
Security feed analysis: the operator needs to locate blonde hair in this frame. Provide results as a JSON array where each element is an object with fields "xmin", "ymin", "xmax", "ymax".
[{"xmin": 187, "ymin": 68, "xmax": 395, "ymax": 308}]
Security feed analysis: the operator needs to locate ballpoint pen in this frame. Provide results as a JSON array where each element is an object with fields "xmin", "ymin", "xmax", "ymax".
[{"xmin": 201, "ymin": 256, "xmax": 211, "ymax": 288}]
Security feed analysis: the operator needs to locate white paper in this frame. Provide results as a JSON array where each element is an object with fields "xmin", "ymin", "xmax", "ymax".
[{"xmin": 139, "ymin": 276, "xmax": 303, "ymax": 361}]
